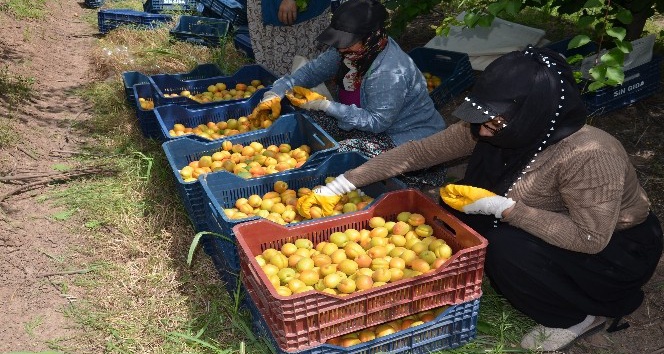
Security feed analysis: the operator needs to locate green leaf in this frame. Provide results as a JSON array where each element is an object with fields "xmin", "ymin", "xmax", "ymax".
[
  {"xmin": 613, "ymin": 39, "xmax": 633, "ymax": 53},
  {"xmin": 568, "ymin": 34, "xmax": 591, "ymax": 49},
  {"xmin": 605, "ymin": 66, "xmax": 625, "ymax": 85},
  {"xmin": 487, "ymin": 2, "xmax": 505, "ymax": 16},
  {"xmin": 583, "ymin": 0, "xmax": 603, "ymax": 9},
  {"xmin": 505, "ymin": 0, "xmax": 522, "ymax": 15},
  {"xmin": 615, "ymin": 9, "xmax": 633, "ymax": 24},
  {"xmin": 600, "ymin": 48, "xmax": 625, "ymax": 66},
  {"xmin": 463, "ymin": 12, "xmax": 481, "ymax": 27},
  {"xmin": 606, "ymin": 26, "xmax": 627, "ymax": 41},
  {"xmin": 588, "ymin": 80, "xmax": 607, "ymax": 91},
  {"xmin": 187, "ymin": 231, "xmax": 235, "ymax": 266},
  {"xmin": 589, "ymin": 65, "xmax": 607, "ymax": 81},
  {"xmin": 51, "ymin": 163, "xmax": 71, "ymax": 172},
  {"xmin": 577, "ymin": 15, "xmax": 596, "ymax": 28},
  {"xmin": 476, "ymin": 14, "xmax": 495, "ymax": 27},
  {"xmin": 187, "ymin": 232, "xmax": 205, "ymax": 266}
]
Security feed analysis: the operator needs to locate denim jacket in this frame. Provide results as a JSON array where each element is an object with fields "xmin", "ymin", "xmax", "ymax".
[{"xmin": 270, "ymin": 38, "xmax": 446, "ymax": 146}]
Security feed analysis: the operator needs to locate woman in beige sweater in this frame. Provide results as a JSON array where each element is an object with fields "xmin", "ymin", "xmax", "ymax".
[{"xmin": 297, "ymin": 46, "xmax": 663, "ymax": 351}]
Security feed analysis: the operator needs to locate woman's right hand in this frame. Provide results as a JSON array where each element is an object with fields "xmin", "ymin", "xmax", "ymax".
[
  {"xmin": 296, "ymin": 175, "xmax": 355, "ymax": 218},
  {"xmin": 249, "ymin": 91, "xmax": 281, "ymax": 124},
  {"xmin": 278, "ymin": 0, "xmax": 298, "ymax": 25}
]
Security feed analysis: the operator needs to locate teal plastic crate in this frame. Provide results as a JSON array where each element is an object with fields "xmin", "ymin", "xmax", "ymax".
[
  {"xmin": 161, "ymin": 112, "xmax": 339, "ymax": 229},
  {"xmin": 546, "ymin": 38, "xmax": 662, "ymax": 116},
  {"xmin": 201, "ymin": 151, "xmax": 407, "ymax": 272},
  {"xmin": 244, "ymin": 292, "xmax": 479, "ymax": 354},
  {"xmin": 153, "ymin": 87, "xmax": 295, "ymax": 142},
  {"xmin": 148, "ymin": 64, "xmax": 278, "ymax": 107},
  {"xmin": 122, "ymin": 63, "xmax": 224, "ymax": 103},
  {"xmin": 97, "ymin": 9, "xmax": 172, "ymax": 34},
  {"xmin": 408, "ymin": 47, "xmax": 475, "ymax": 110},
  {"xmin": 143, "ymin": 0, "xmax": 197, "ymax": 13},
  {"xmin": 170, "ymin": 15, "xmax": 230, "ymax": 47}
]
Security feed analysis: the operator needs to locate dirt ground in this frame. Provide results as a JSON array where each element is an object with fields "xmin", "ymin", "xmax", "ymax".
[{"xmin": 0, "ymin": 1, "xmax": 662, "ymax": 353}]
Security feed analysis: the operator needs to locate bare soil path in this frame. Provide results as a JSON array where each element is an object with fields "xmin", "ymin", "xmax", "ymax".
[{"xmin": 0, "ymin": 1, "xmax": 96, "ymax": 351}]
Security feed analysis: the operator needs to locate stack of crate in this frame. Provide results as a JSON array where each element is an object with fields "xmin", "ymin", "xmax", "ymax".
[{"xmin": 232, "ymin": 189, "xmax": 487, "ymax": 353}]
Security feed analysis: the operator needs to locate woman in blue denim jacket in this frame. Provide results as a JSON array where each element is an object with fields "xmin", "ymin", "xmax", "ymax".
[{"xmin": 252, "ymin": 0, "xmax": 447, "ymax": 172}]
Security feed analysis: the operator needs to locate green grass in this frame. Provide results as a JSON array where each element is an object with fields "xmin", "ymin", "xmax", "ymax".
[
  {"xmin": 0, "ymin": 65, "xmax": 34, "ymax": 105},
  {"xmin": 0, "ymin": 0, "xmax": 47, "ymax": 19}
]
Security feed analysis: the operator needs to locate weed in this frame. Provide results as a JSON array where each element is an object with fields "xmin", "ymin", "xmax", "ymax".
[
  {"xmin": 0, "ymin": 0, "xmax": 46, "ymax": 19},
  {"xmin": 24, "ymin": 316, "xmax": 44, "ymax": 338},
  {"xmin": 0, "ymin": 117, "xmax": 19, "ymax": 148},
  {"xmin": 0, "ymin": 65, "xmax": 34, "ymax": 105}
]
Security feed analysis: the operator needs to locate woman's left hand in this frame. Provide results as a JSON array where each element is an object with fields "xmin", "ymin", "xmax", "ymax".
[
  {"xmin": 278, "ymin": 0, "xmax": 298, "ymax": 25},
  {"xmin": 440, "ymin": 184, "xmax": 515, "ymax": 218},
  {"xmin": 463, "ymin": 196, "xmax": 516, "ymax": 219}
]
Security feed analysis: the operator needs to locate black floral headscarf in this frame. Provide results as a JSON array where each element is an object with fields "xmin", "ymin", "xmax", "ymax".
[{"xmin": 335, "ymin": 28, "xmax": 388, "ymax": 91}]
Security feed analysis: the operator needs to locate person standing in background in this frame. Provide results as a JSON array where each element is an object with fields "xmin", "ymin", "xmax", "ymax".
[{"xmin": 246, "ymin": 0, "xmax": 331, "ymax": 76}]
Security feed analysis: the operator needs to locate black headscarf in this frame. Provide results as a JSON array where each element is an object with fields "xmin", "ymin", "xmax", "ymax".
[{"xmin": 459, "ymin": 46, "xmax": 588, "ymax": 195}]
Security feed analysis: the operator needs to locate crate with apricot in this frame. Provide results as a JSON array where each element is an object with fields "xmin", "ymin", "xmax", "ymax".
[
  {"xmin": 254, "ymin": 211, "xmax": 454, "ymax": 298},
  {"xmin": 162, "ymin": 112, "xmax": 339, "ymax": 232},
  {"xmin": 408, "ymin": 47, "xmax": 475, "ymax": 110},
  {"xmin": 153, "ymin": 87, "xmax": 295, "ymax": 143},
  {"xmin": 225, "ymin": 180, "xmax": 374, "ymax": 225},
  {"xmin": 235, "ymin": 189, "xmax": 487, "ymax": 351},
  {"xmin": 201, "ymin": 151, "xmax": 406, "ymax": 272},
  {"xmin": 148, "ymin": 64, "xmax": 278, "ymax": 107},
  {"xmin": 179, "ymin": 141, "xmax": 311, "ymax": 182},
  {"xmin": 244, "ymin": 289, "xmax": 479, "ymax": 354},
  {"xmin": 422, "ymin": 71, "xmax": 442, "ymax": 93}
]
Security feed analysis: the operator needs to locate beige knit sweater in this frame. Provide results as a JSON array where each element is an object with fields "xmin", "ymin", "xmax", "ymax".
[{"xmin": 345, "ymin": 122, "xmax": 651, "ymax": 254}]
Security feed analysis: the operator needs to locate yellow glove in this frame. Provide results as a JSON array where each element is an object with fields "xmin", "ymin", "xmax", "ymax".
[
  {"xmin": 440, "ymin": 184, "xmax": 497, "ymax": 212},
  {"xmin": 296, "ymin": 193, "xmax": 341, "ymax": 219},
  {"xmin": 249, "ymin": 92, "xmax": 281, "ymax": 123},
  {"xmin": 285, "ymin": 86, "xmax": 326, "ymax": 107}
]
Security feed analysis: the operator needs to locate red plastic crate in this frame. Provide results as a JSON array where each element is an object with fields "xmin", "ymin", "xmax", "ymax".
[{"xmin": 234, "ymin": 189, "xmax": 487, "ymax": 351}]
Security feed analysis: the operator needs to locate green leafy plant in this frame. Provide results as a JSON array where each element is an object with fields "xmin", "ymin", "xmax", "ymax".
[
  {"xmin": 389, "ymin": 0, "xmax": 661, "ymax": 91},
  {"xmin": 296, "ymin": 0, "xmax": 309, "ymax": 12}
]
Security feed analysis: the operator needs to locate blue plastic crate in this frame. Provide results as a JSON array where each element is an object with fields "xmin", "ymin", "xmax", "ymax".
[
  {"xmin": 545, "ymin": 39, "xmax": 662, "ymax": 116},
  {"xmin": 201, "ymin": 234, "xmax": 242, "ymax": 296},
  {"xmin": 202, "ymin": 151, "xmax": 407, "ymax": 272},
  {"xmin": 148, "ymin": 64, "xmax": 278, "ymax": 107},
  {"xmin": 582, "ymin": 56, "xmax": 662, "ymax": 116},
  {"xmin": 198, "ymin": 0, "xmax": 248, "ymax": 28},
  {"xmin": 132, "ymin": 83, "xmax": 161, "ymax": 139},
  {"xmin": 244, "ymin": 291, "xmax": 479, "ymax": 354},
  {"xmin": 170, "ymin": 15, "xmax": 231, "ymax": 47},
  {"xmin": 143, "ymin": 0, "xmax": 197, "ymax": 13},
  {"xmin": 153, "ymin": 87, "xmax": 296, "ymax": 142},
  {"xmin": 97, "ymin": 9, "xmax": 172, "ymax": 34},
  {"xmin": 122, "ymin": 63, "xmax": 225, "ymax": 103},
  {"xmin": 161, "ymin": 112, "xmax": 339, "ymax": 229},
  {"xmin": 408, "ymin": 47, "xmax": 475, "ymax": 110},
  {"xmin": 233, "ymin": 30, "xmax": 254, "ymax": 59},
  {"xmin": 85, "ymin": 0, "xmax": 104, "ymax": 8}
]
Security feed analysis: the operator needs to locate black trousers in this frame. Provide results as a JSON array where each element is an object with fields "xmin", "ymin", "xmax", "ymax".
[{"xmin": 447, "ymin": 208, "xmax": 663, "ymax": 328}]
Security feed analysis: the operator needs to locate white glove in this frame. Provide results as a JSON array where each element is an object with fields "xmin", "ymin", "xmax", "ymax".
[
  {"xmin": 300, "ymin": 99, "xmax": 331, "ymax": 112},
  {"xmin": 315, "ymin": 174, "xmax": 355, "ymax": 196},
  {"xmin": 463, "ymin": 196, "xmax": 516, "ymax": 218},
  {"xmin": 261, "ymin": 90, "xmax": 281, "ymax": 101}
]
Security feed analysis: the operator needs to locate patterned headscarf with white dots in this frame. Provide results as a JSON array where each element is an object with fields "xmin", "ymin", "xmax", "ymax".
[{"xmin": 461, "ymin": 46, "xmax": 588, "ymax": 196}]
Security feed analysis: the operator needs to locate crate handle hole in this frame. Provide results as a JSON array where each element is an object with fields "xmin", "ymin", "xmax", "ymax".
[{"xmin": 433, "ymin": 215, "xmax": 457, "ymax": 238}]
